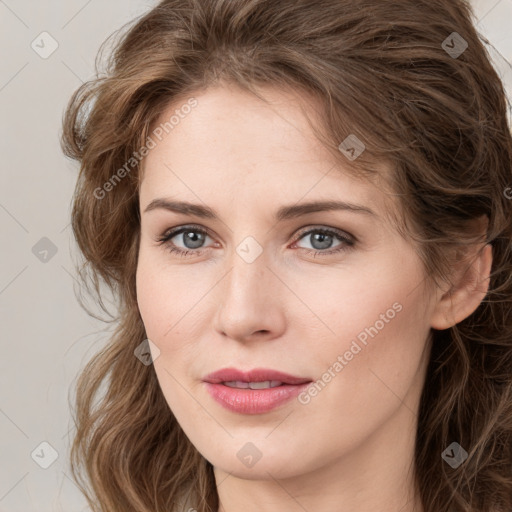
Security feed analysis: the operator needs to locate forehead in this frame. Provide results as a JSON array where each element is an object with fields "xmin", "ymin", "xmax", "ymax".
[{"xmin": 140, "ymin": 84, "xmax": 397, "ymax": 221}]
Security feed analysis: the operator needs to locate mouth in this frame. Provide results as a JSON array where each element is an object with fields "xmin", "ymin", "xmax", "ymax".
[
  {"xmin": 202, "ymin": 367, "xmax": 313, "ymax": 414},
  {"xmin": 222, "ymin": 380, "xmax": 284, "ymax": 389},
  {"xmin": 203, "ymin": 367, "xmax": 312, "ymax": 386}
]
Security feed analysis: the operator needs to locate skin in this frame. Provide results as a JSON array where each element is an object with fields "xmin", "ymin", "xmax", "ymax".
[{"xmin": 135, "ymin": 82, "xmax": 492, "ymax": 512}]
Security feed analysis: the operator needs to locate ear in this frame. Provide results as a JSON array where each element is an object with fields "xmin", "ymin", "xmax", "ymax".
[{"xmin": 430, "ymin": 241, "xmax": 493, "ymax": 330}]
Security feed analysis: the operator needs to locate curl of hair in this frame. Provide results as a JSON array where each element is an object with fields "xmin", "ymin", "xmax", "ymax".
[{"xmin": 60, "ymin": 0, "xmax": 512, "ymax": 511}]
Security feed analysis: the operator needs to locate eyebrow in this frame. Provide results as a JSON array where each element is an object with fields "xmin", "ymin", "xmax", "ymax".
[{"xmin": 143, "ymin": 198, "xmax": 376, "ymax": 221}]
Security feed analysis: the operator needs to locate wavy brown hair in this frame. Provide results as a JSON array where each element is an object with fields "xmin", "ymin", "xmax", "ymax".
[{"xmin": 60, "ymin": 0, "xmax": 512, "ymax": 511}]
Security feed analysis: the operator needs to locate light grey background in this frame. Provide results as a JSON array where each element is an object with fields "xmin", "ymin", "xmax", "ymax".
[{"xmin": 0, "ymin": 1, "xmax": 511, "ymax": 510}]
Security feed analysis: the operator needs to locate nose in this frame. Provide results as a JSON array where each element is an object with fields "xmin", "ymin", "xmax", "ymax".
[{"xmin": 213, "ymin": 250, "xmax": 286, "ymax": 343}]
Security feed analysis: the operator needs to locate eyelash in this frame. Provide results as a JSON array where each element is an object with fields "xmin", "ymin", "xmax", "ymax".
[{"xmin": 156, "ymin": 224, "xmax": 355, "ymax": 259}]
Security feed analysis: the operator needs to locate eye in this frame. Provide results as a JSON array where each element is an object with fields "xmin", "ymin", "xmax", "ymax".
[
  {"xmin": 292, "ymin": 227, "xmax": 355, "ymax": 257},
  {"xmin": 156, "ymin": 225, "xmax": 355, "ymax": 258},
  {"xmin": 156, "ymin": 225, "xmax": 215, "ymax": 258}
]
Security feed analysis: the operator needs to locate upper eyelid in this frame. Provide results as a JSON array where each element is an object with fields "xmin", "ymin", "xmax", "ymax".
[{"xmin": 159, "ymin": 224, "xmax": 211, "ymax": 241}]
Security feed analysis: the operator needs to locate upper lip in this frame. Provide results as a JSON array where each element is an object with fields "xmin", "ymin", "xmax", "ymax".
[{"xmin": 203, "ymin": 367, "xmax": 312, "ymax": 385}]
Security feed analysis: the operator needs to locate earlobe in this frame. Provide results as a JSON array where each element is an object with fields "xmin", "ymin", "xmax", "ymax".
[{"xmin": 430, "ymin": 243, "xmax": 493, "ymax": 330}]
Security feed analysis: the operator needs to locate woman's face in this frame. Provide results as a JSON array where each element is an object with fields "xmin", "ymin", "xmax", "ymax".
[{"xmin": 136, "ymin": 83, "xmax": 437, "ymax": 481}]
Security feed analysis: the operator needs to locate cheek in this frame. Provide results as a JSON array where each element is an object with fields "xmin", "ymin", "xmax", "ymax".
[
  {"xmin": 135, "ymin": 249, "xmax": 177, "ymax": 343},
  {"xmin": 135, "ymin": 249, "xmax": 210, "ymax": 351},
  {"xmin": 332, "ymin": 291, "xmax": 430, "ymax": 418},
  {"xmin": 136, "ymin": 254, "xmax": 160, "ymax": 337},
  {"xmin": 136, "ymin": 255, "xmax": 197, "ymax": 397},
  {"xmin": 289, "ymin": 256, "xmax": 420, "ymax": 345},
  {"xmin": 297, "ymin": 252, "xmax": 431, "ymax": 390}
]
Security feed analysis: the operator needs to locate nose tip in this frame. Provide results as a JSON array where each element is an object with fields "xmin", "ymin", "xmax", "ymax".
[{"xmin": 213, "ymin": 260, "xmax": 286, "ymax": 343}]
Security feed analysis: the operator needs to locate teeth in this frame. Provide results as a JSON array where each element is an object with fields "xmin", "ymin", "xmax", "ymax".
[
  {"xmin": 223, "ymin": 380, "xmax": 283, "ymax": 389},
  {"xmin": 223, "ymin": 381, "xmax": 250, "ymax": 389}
]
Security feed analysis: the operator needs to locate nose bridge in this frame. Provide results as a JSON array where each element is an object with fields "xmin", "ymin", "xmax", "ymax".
[
  {"xmin": 213, "ymin": 238, "xmax": 285, "ymax": 339},
  {"xmin": 222, "ymin": 240, "xmax": 270, "ymax": 306}
]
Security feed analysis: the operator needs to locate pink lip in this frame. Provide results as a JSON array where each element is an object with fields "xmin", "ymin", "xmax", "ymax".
[{"xmin": 202, "ymin": 367, "xmax": 312, "ymax": 414}]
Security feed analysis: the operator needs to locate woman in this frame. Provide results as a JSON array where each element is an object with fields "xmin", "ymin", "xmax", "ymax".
[{"xmin": 60, "ymin": 0, "xmax": 512, "ymax": 511}]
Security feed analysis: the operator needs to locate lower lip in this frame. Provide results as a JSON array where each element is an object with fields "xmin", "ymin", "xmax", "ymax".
[{"xmin": 204, "ymin": 382, "xmax": 311, "ymax": 414}]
